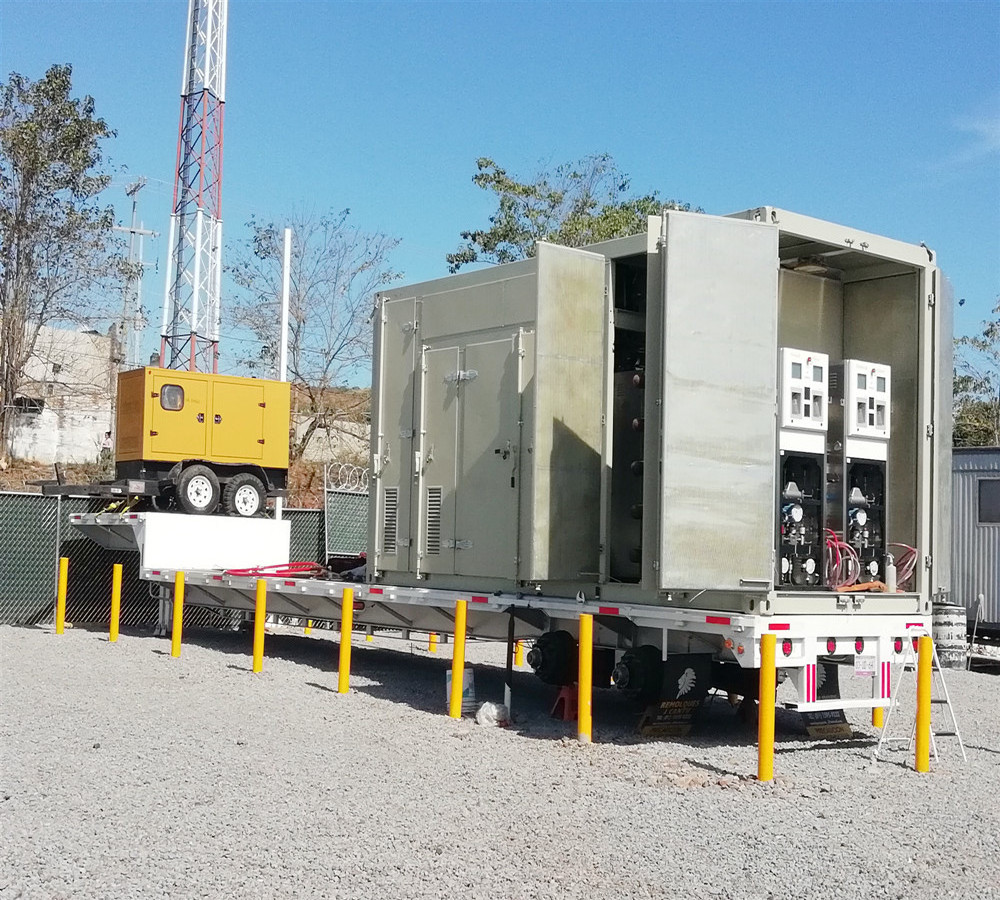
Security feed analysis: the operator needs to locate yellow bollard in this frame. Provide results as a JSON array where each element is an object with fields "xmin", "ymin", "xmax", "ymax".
[
  {"xmin": 337, "ymin": 587, "xmax": 354, "ymax": 693},
  {"xmin": 515, "ymin": 639, "xmax": 524, "ymax": 667},
  {"xmin": 872, "ymin": 706, "xmax": 885, "ymax": 728},
  {"xmin": 304, "ymin": 619, "xmax": 312, "ymax": 636},
  {"xmin": 448, "ymin": 599, "xmax": 468, "ymax": 719},
  {"xmin": 109, "ymin": 563, "xmax": 122, "ymax": 643},
  {"xmin": 578, "ymin": 613, "xmax": 594, "ymax": 743},
  {"xmin": 757, "ymin": 633, "xmax": 777, "ymax": 782},
  {"xmin": 170, "ymin": 571, "xmax": 185, "ymax": 658},
  {"xmin": 55, "ymin": 556, "xmax": 69, "ymax": 634},
  {"xmin": 915, "ymin": 634, "xmax": 932, "ymax": 773},
  {"xmin": 429, "ymin": 631, "xmax": 438, "ymax": 653},
  {"xmin": 252, "ymin": 579, "xmax": 266, "ymax": 673}
]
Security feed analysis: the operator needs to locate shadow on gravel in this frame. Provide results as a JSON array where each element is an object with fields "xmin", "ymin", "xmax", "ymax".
[{"xmin": 72, "ymin": 624, "xmax": 864, "ymax": 750}]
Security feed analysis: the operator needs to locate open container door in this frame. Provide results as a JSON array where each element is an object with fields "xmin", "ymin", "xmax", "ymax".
[{"xmin": 656, "ymin": 212, "xmax": 779, "ymax": 593}]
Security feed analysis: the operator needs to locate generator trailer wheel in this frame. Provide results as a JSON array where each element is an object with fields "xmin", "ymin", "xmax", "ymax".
[
  {"xmin": 222, "ymin": 473, "xmax": 266, "ymax": 518},
  {"xmin": 177, "ymin": 465, "xmax": 221, "ymax": 515}
]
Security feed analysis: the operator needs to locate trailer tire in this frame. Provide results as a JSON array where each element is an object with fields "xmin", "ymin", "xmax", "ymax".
[
  {"xmin": 177, "ymin": 465, "xmax": 221, "ymax": 515},
  {"xmin": 222, "ymin": 473, "xmax": 266, "ymax": 518}
]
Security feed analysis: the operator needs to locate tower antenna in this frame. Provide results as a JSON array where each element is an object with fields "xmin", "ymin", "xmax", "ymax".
[{"xmin": 159, "ymin": 0, "xmax": 228, "ymax": 372}]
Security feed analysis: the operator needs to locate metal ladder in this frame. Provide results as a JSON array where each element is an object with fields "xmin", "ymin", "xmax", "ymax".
[{"xmin": 872, "ymin": 629, "xmax": 967, "ymax": 763}]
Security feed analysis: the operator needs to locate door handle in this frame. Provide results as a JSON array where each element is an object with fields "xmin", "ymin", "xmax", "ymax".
[
  {"xmin": 214, "ymin": 414, "xmax": 222, "ymax": 424},
  {"xmin": 197, "ymin": 413, "xmax": 204, "ymax": 423}
]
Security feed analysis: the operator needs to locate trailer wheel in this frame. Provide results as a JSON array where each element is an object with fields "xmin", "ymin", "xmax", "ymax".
[
  {"xmin": 222, "ymin": 473, "xmax": 266, "ymax": 517},
  {"xmin": 177, "ymin": 465, "xmax": 221, "ymax": 515}
]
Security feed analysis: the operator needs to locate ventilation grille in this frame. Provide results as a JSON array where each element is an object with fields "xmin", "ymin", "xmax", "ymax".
[
  {"xmin": 425, "ymin": 486, "xmax": 442, "ymax": 555},
  {"xmin": 382, "ymin": 487, "xmax": 398, "ymax": 553}
]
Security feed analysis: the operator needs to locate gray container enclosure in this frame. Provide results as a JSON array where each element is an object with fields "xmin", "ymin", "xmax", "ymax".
[
  {"xmin": 952, "ymin": 447, "xmax": 1000, "ymax": 635},
  {"xmin": 370, "ymin": 207, "xmax": 951, "ymax": 617}
]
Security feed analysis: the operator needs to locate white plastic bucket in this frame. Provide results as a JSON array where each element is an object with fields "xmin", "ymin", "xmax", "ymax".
[
  {"xmin": 445, "ymin": 666, "xmax": 477, "ymax": 715},
  {"xmin": 932, "ymin": 604, "xmax": 967, "ymax": 669}
]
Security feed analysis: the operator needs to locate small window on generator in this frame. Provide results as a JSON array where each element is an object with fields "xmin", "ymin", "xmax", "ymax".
[
  {"xmin": 791, "ymin": 391, "xmax": 802, "ymax": 417},
  {"xmin": 791, "ymin": 362, "xmax": 802, "ymax": 379},
  {"xmin": 877, "ymin": 376, "xmax": 886, "ymax": 392},
  {"xmin": 160, "ymin": 384, "xmax": 184, "ymax": 411},
  {"xmin": 857, "ymin": 402, "xmax": 866, "ymax": 427},
  {"xmin": 978, "ymin": 480, "xmax": 1000, "ymax": 524},
  {"xmin": 812, "ymin": 396, "xmax": 823, "ymax": 417},
  {"xmin": 857, "ymin": 373, "xmax": 867, "ymax": 389},
  {"xmin": 813, "ymin": 365, "xmax": 823, "ymax": 382},
  {"xmin": 876, "ymin": 405, "xmax": 886, "ymax": 428}
]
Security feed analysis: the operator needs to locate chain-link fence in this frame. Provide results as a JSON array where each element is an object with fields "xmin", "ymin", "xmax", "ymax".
[{"xmin": 0, "ymin": 492, "xmax": 368, "ymax": 627}]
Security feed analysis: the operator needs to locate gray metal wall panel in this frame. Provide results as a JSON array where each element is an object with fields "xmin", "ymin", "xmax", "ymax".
[
  {"xmin": 529, "ymin": 243, "xmax": 605, "ymax": 581},
  {"xmin": 657, "ymin": 213, "xmax": 779, "ymax": 590},
  {"xmin": 952, "ymin": 450, "xmax": 1000, "ymax": 626},
  {"xmin": 843, "ymin": 275, "xmax": 921, "ymax": 549}
]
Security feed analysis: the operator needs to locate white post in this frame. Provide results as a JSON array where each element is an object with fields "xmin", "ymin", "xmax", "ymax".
[{"xmin": 275, "ymin": 227, "xmax": 292, "ymax": 522}]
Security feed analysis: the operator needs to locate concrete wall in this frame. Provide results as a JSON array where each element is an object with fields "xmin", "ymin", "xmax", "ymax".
[{"xmin": 6, "ymin": 326, "xmax": 116, "ymax": 464}]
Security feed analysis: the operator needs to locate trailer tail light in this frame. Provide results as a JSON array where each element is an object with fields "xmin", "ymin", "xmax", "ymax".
[
  {"xmin": 781, "ymin": 638, "xmax": 793, "ymax": 657},
  {"xmin": 737, "ymin": 644, "xmax": 745, "ymax": 656},
  {"xmin": 912, "ymin": 637, "xmax": 919, "ymax": 653},
  {"xmin": 353, "ymin": 601, "xmax": 365, "ymax": 611},
  {"xmin": 894, "ymin": 637, "xmax": 904, "ymax": 654},
  {"xmin": 855, "ymin": 637, "xmax": 864, "ymax": 654},
  {"xmin": 826, "ymin": 638, "xmax": 836, "ymax": 654}
]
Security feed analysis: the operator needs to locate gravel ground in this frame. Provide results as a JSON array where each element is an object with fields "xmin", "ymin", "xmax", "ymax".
[{"xmin": 2, "ymin": 623, "xmax": 999, "ymax": 900}]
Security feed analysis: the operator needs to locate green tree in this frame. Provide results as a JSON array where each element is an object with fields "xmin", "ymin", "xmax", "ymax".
[
  {"xmin": 227, "ymin": 208, "xmax": 401, "ymax": 461},
  {"xmin": 447, "ymin": 153, "xmax": 700, "ymax": 272},
  {"xmin": 0, "ymin": 64, "xmax": 118, "ymax": 457},
  {"xmin": 954, "ymin": 294, "xmax": 1000, "ymax": 447}
]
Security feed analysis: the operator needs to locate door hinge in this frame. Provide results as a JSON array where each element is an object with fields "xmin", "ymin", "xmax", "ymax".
[
  {"xmin": 257, "ymin": 439, "xmax": 265, "ymax": 445},
  {"xmin": 258, "ymin": 402, "xmax": 266, "ymax": 408},
  {"xmin": 925, "ymin": 555, "xmax": 933, "ymax": 569},
  {"xmin": 926, "ymin": 423, "xmax": 934, "ymax": 438},
  {"xmin": 927, "ymin": 292, "xmax": 936, "ymax": 308},
  {"xmin": 445, "ymin": 539, "xmax": 473, "ymax": 550},
  {"xmin": 149, "ymin": 430, "xmax": 158, "ymax": 436}
]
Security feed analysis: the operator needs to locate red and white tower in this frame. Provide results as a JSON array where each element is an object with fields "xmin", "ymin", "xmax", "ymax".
[{"xmin": 160, "ymin": 0, "xmax": 228, "ymax": 372}]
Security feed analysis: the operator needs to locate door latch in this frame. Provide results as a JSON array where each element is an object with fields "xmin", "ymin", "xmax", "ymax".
[{"xmin": 214, "ymin": 414, "xmax": 222, "ymax": 424}]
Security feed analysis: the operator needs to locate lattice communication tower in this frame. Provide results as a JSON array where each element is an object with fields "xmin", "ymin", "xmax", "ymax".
[{"xmin": 159, "ymin": 0, "xmax": 228, "ymax": 372}]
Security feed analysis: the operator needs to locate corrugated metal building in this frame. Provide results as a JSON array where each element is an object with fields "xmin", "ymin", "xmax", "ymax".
[{"xmin": 952, "ymin": 447, "xmax": 1000, "ymax": 636}]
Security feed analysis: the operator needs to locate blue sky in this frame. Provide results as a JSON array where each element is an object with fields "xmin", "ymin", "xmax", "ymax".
[{"xmin": 2, "ymin": 0, "xmax": 999, "ymax": 377}]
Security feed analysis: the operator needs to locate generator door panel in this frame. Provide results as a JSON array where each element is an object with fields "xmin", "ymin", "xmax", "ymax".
[
  {"xmin": 210, "ymin": 380, "xmax": 265, "ymax": 461},
  {"xmin": 149, "ymin": 373, "xmax": 208, "ymax": 458}
]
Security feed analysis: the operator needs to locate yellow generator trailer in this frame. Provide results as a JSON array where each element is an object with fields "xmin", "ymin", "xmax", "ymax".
[{"xmin": 45, "ymin": 368, "xmax": 291, "ymax": 517}]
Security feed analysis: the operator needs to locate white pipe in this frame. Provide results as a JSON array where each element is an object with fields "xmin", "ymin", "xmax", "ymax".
[
  {"xmin": 275, "ymin": 227, "xmax": 292, "ymax": 522},
  {"xmin": 279, "ymin": 227, "xmax": 291, "ymax": 382}
]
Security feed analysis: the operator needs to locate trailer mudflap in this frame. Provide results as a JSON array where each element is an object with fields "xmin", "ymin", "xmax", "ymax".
[{"xmin": 638, "ymin": 654, "xmax": 712, "ymax": 738}]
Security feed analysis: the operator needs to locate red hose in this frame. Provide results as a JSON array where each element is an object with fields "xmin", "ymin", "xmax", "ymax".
[{"xmin": 223, "ymin": 562, "xmax": 327, "ymax": 578}]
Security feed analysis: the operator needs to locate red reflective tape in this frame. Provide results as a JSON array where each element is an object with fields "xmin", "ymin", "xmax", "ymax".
[
  {"xmin": 369, "ymin": 588, "xmax": 383, "ymax": 595},
  {"xmin": 705, "ymin": 615, "xmax": 730, "ymax": 625},
  {"xmin": 905, "ymin": 622, "xmax": 923, "ymax": 628},
  {"xmin": 768, "ymin": 623, "xmax": 790, "ymax": 631},
  {"xmin": 599, "ymin": 606, "xmax": 620, "ymax": 615},
  {"xmin": 284, "ymin": 580, "xmax": 296, "ymax": 586},
  {"xmin": 151, "ymin": 570, "xmax": 161, "ymax": 576},
  {"xmin": 471, "ymin": 596, "xmax": 489, "ymax": 604},
  {"xmin": 212, "ymin": 575, "xmax": 222, "ymax": 581}
]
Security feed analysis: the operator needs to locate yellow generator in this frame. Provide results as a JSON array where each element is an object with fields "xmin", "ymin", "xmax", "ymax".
[{"xmin": 43, "ymin": 367, "xmax": 291, "ymax": 517}]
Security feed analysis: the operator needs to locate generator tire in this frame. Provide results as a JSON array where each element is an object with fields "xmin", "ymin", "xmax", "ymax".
[
  {"xmin": 177, "ymin": 465, "xmax": 221, "ymax": 515},
  {"xmin": 223, "ymin": 473, "xmax": 266, "ymax": 518}
]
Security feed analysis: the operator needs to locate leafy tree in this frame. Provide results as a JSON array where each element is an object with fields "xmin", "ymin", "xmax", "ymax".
[
  {"xmin": 955, "ymin": 294, "xmax": 1000, "ymax": 446},
  {"xmin": 227, "ymin": 208, "xmax": 400, "ymax": 461},
  {"xmin": 447, "ymin": 153, "xmax": 700, "ymax": 272},
  {"xmin": 0, "ymin": 64, "xmax": 118, "ymax": 458}
]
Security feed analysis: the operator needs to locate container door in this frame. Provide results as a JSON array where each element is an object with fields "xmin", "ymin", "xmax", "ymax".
[
  {"xmin": 454, "ymin": 337, "xmax": 521, "ymax": 579},
  {"xmin": 210, "ymin": 381, "xmax": 265, "ymax": 462},
  {"xmin": 656, "ymin": 212, "xmax": 779, "ymax": 592},
  {"xmin": 371, "ymin": 296, "xmax": 419, "ymax": 572},
  {"xmin": 149, "ymin": 373, "xmax": 208, "ymax": 458},
  {"xmin": 418, "ymin": 345, "xmax": 460, "ymax": 576}
]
